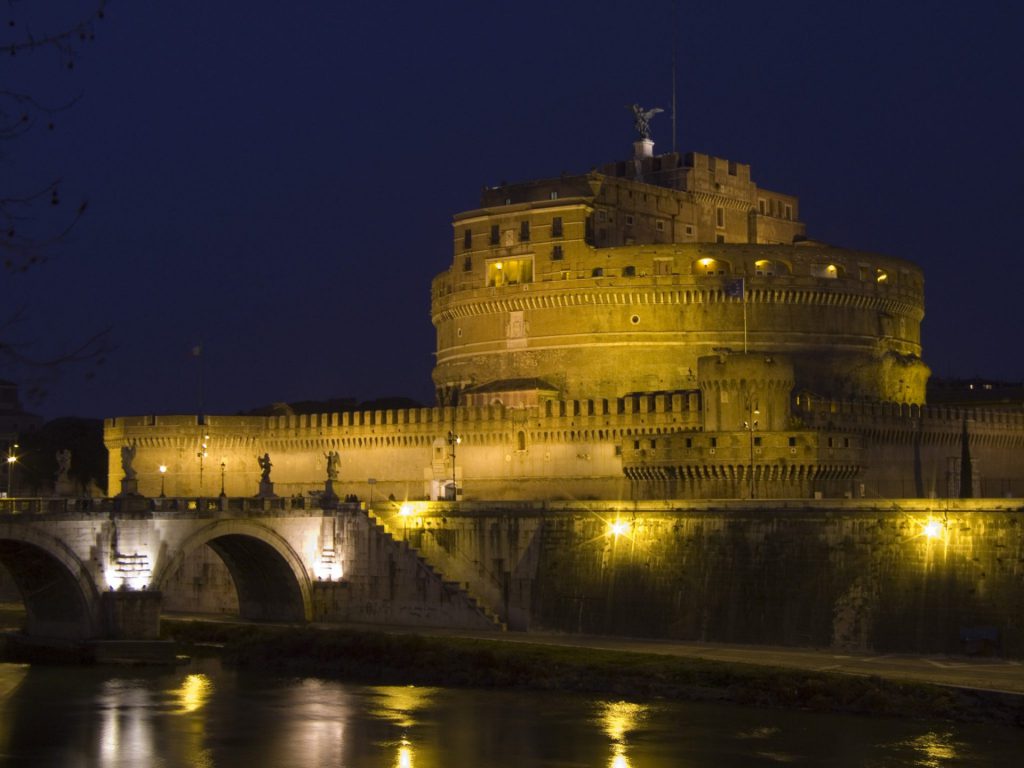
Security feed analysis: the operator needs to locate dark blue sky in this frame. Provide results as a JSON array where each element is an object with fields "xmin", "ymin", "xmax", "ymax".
[{"xmin": 4, "ymin": 1, "xmax": 1023, "ymax": 420}]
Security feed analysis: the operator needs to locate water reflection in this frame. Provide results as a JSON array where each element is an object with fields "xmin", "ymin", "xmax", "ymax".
[
  {"xmin": 368, "ymin": 686, "xmax": 435, "ymax": 768},
  {"xmin": 0, "ymin": 661, "xmax": 1019, "ymax": 766},
  {"xmin": 171, "ymin": 672, "xmax": 213, "ymax": 714},
  {"xmin": 906, "ymin": 730, "xmax": 959, "ymax": 767},
  {"xmin": 598, "ymin": 700, "xmax": 649, "ymax": 768}
]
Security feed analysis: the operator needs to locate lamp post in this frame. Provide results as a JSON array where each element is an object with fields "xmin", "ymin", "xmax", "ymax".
[
  {"xmin": 219, "ymin": 461, "xmax": 226, "ymax": 498},
  {"xmin": 6, "ymin": 443, "xmax": 17, "ymax": 498},
  {"xmin": 743, "ymin": 403, "xmax": 760, "ymax": 499},
  {"xmin": 446, "ymin": 430, "xmax": 461, "ymax": 500},
  {"xmin": 197, "ymin": 433, "xmax": 209, "ymax": 494},
  {"xmin": 158, "ymin": 465, "xmax": 167, "ymax": 498}
]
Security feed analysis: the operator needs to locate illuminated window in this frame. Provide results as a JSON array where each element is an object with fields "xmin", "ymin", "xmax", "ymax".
[
  {"xmin": 876, "ymin": 268, "xmax": 888, "ymax": 283},
  {"xmin": 549, "ymin": 191, "xmax": 558, "ymax": 200},
  {"xmin": 551, "ymin": 245, "xmax": 564, "ymax": 261},
  {"xmin": 552, "ymin": 217, "xmax": 563, "ymax": 237},
  {"xmin": 490, "ymin": 224, "xmax": 499, "ymax": 245},
  {"xmin": 520, "ymin": 220, "xmax": 530, "ymax": 242},
  {"xmin": 486, "ymin": 257, "xmax": 533, "ymax": 287},
  {"xmin": 754, "ymin": 259, "xmax": 775, "ymax": 276},
  {"xmin": 463, "ymin": 228, "xmax": 472, "ymax": 249}
]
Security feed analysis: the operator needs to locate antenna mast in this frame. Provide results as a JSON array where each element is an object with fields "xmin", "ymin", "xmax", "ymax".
[{"xmin": 671, "ymin": 0, "xmax": 679, "ymax": 153}]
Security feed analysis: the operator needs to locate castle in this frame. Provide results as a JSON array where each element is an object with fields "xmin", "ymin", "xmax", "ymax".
[{"xmin": 104, "ymin": 136, "xmax": 1024, "ymax": 502}]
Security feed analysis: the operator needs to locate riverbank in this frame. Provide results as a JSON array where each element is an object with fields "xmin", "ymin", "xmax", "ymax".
[{"xmin": 161, "ymin": 619, "xmax": 1024, "ymax": 727}]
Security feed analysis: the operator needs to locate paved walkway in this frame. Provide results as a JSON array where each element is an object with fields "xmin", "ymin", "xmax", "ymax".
[{"xmin": 317, "ymin": 621, "xmax": 1024, "ymax": 697}]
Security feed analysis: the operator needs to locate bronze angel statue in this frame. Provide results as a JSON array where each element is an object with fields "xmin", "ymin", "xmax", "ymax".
[{"xmin": 630, "ymin": 104, "xmax": 663, "ymax": 140}]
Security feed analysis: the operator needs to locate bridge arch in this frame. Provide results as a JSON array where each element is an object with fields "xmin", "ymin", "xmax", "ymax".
[
  {"xmin": 0, "ymin": 524, "xmax": 102, "ymax": 639},
  {"xmin": 154, "ymin": 520, "xmax": 313, "ymax": 623}
]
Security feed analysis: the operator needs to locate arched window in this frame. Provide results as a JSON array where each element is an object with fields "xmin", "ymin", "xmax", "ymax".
[{"xmin": 516, "ymin": 430, "xmax": 527, "ymax": 451}]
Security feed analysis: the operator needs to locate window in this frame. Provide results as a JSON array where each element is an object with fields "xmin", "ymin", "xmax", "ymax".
[
  {"xmin": 517, "ymin": 430, "xmax": 527, "ymax": 451},
  {"xmin": 551, "ymin": 245, "xmax": 564, "ymax": 261},
  {"xmin": 486, "ymin": 257, "xmax": 534, "ymax": 287},
  {"xmin": 716, "ymin": 234, "xmax": 725, "ymax": 243},
  {"xmin": 633, "ymin": 440, "xmax": 640, "ymax": 449},
  {"xmin": 716, "ymin": 208, "xmax": 725, "ymax": 228},
  {"xmin": 788, "ymin": 436, "xmax": 797, "ymax": 447},
  {"xmin": 828, "ymin": 437, "xmax": 835, "ymax": 448},
  {"xmin": 656, "ymin": 220, "xmax": 665, "ymax": 231},
  {"xmin": 625, "ymin": 214, "xmax": 634, "ymax": 226},
  {"xmin": 685, "ymin": 437, "xmax": 693, "ymax": 448},
  {"xmin": 549, "ymin": 191, "xmax": 558, "ymax": 200},
  {"xmin": 754, "ymin": 436, "xmax": 762, "ymax": 447},
  {"xmin": 758, "ymin": 199, "xmax": 766, "ymax": 214},
  {"xmin": 650, "ymin": 439, "xmax": 657, "ymax": 449},
  {"xmin": 592, "ymin": 267, "xmax": 604, "ymax": 277},
  {"xmin": 552, "ymin": 217, "xmax": 563, "ymax": 237},
  {"xmin": 520, "ymin": 220, "xmax": 530, "ymax": 242},
  {"xmin": 463, "ymin": 228, "xmax": 472, "ymax": 249},
  {"xmin": 622, "ymin": 265, "xmax": 636, "ymax": 276},
  {"xmin": 728, "ymin": 159, "xmax": 737, "ymax": 176},
  {"xmin": 784, "ymin": 204, "xmax": 792, "ymax": 221},
  {"xmin": 710, "ymin": 437, "xmax": 717, "ymax": 448},
  {"xmin": 685, "ymin": 225, "xmax": 694, "ymax": 235},
  {"xmin": 463, "ymin": 256, "xmax": 472, "ymax": 272},
  {"xmin": 490, "ymin": 224, "xmax": 499, "ymax": 245},
  {"xmin": 654, "ymin": 259, "xmax": 672, "ymax": 275}
]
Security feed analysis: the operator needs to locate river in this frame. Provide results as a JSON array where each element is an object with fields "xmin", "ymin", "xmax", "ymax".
[{"xmin": 0, "ymin": 658, "xmax": 1019, "ymax": 766}]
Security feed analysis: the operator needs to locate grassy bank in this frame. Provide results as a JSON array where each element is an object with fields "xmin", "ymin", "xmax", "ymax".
[{"xmin": 162, "ymin": 619, "xmax": 1023, "ymax": 727}]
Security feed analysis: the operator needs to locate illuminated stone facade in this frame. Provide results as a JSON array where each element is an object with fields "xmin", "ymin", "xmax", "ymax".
[{"xmin": 104, "ymin": 144, "xmax": 1024, "ymax": 502}]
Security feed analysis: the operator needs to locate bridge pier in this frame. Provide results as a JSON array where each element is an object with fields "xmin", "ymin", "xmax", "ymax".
[{"xmin": 100, "ymin": 590, "xmax": 162, "ymax": 640}]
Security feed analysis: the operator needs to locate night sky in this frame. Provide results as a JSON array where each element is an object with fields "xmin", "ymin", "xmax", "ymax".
[{"xmin": 4, "ymin": 1, "xmax": 1023, "ymax": 421}]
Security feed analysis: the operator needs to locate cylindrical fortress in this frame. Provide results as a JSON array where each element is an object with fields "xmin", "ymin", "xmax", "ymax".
[{"xmin": 432, "ymin": 242, "xmax": 928, "ymax": 404}]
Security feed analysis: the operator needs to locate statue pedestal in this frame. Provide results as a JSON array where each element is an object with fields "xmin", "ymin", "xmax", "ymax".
[
  {"xmin": 119, "ymin": 478, "xmax": 140, "ymax": 497},
  {"xmin": 633, "ymin": 138, "xmax": 654, "ymax": 159},
  {"xmin": 258, "ymin": 480, "xmax": 276, "ymax": 498},
  {"xmin": 55, "ymin": 479, "xmax": 76, "ymax": 497},
  {"xmin": 322, "ymin": 480, "xmax": 339, "ymax": 508}
]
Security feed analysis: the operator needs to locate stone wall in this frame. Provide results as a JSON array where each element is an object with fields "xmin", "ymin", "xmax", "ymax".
[{"xmin": 396, "ymin": 500, "xmax": 1024, "ymax": 656}]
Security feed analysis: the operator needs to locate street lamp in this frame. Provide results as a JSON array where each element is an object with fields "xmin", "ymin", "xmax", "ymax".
[
  {"xmin": 219, "ymin": 461, "xmax": 226, "ymax": 498},
  {"xmin": 743, "ymin": 404, "xmax": 760, "ymax": 499},
  {"xmin": 6, "ymin": 443, "xmax": 17, "ymax": 498},
  {"xmin": 197, "ymin": 433, "xmax": 209, "ymax": 494},
  {"xmin": 159, "ymin": 465, "xmax": 167, "ymax": 498},
  {"xmin": 446, "ymin": 430, "xmax": 461, "ymax": 500}
]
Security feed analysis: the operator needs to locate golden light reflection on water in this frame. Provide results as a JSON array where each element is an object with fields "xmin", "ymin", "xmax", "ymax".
[
  {"xmin": 599, "ymin": 700, "xmax": 648, "ymax": 768},
  {"xmin": 396, "ymin": 737, "xmax": 414, "ymax": 768},
  {"xmin": 172, "ymin": 673, "xmax": 213, "ymax": 714},
  {"xmin": 369, "ymin": 686, "xmax": 434, "ymax": 768},
  {"xmin": 908, "ymin": 731, "xmax": 957, "ymax": 767}
]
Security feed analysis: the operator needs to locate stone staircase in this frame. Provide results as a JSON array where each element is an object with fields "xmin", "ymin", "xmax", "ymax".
[{"xmin": 362, "ymin": 508, "xmax": 505, "ymax": 631}]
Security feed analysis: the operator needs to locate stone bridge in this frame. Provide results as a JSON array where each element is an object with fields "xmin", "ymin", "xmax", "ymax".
[{"xmin": 0, "ymin": 496, "xmax": 501, "ymax": 642}]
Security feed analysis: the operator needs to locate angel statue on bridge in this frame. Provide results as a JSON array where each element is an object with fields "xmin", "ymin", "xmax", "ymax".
[
  {"xmin": 120, "ymin": 443, "xmax": 137, "ymax": 481},
  {"xmin": 325, "ymin": 450, "xmax": 340, "ymax": 482},
  {"xmin": 258, "ymin": 453, "xmax": 273, "ymax": 483}
]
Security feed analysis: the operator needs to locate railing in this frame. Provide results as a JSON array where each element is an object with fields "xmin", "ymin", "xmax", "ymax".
[{"xmin": 0, "ymin": 495, "xmax": 361, "ymax": 516}]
